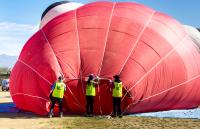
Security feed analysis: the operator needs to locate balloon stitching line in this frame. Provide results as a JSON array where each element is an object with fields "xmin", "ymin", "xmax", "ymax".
[
  {"xmin": 65, "ymin": 83, "xmax": 85, "ymax": 109},
  {"xmin": 41, "ymin": 28, "xmax": 84, "ymax": 109},
  {"xmin": 18, "ymin": 33, "xmax": 83, "ymax": 110},
  {"xmin": 122, "ymin": 73, "xmax": 200, "ymax": 114},
  {"xmin": 97, "ymin": 2, "xmax": 116, "ymax": 76},
  {"xmin": 118, "ymin": 10, "xmax": 156, "ymax": 74},
  {"xmin": 18, "ymin": 58, "xmax": 84, "ymax": 110},
  {"xmin": 121, "ymin": 35, "xmax": 188, "ymax": 102},
  {"xmin": 97, "ymin": 2, "xmax": 116, "ymax": 115},
  {"xmin": 122, "ymin": 35, "xmax": 188, "ymax": 114},
  {"xmin": 75, "ymin": 8, "xmax": 85, "ymax": 99},
  {"xmin": 12, "ymin": 93, "xmax": 49, "ymax": 101},
  {"xmin": 115, "ymin": 10, "xmax": 155, "ymax": 102},
  {"xmin": 18, "ymin": 59, "xmax": 52, "ymax": 85},
  {"xmin": 41, "ymin": 29, "xmax": 65, "ymax": 77}
]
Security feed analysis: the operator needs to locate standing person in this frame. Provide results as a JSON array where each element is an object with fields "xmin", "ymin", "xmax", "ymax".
[
  {"xmin": 85, "ymin": 74, "xmax": 99, "ymax": 117},
  {"xmin": 48, "ymin": 76, "xmax": 66, "ymax": 118},
  {"xmin": 111, "ymin": 75, "xmax": 123, "ymax": 118}
]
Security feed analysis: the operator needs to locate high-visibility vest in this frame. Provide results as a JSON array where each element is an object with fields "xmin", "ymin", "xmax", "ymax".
[
  {"xmin": 52, "ymin": 82, "xmax": 65, "ymax": 98},
  {"xmin": 86, "ymin": 82, "xmax": 96, "ymax": 96},
  {"xmin": 112, "ymin": 82, "xmax": 123, "ymax": 97}
]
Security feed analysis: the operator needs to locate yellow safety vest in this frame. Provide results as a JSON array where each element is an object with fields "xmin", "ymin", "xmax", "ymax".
[
  {"xmin": 112, "ymin": 82, "xmax": 123, "ymax": 97},
  {"xmin": 86, "ymin": 82, "xmax": 96, "ymax": 96},
  {"xmin": 52, "ymin": 82, "xmax": 65, "ymax": 98}
]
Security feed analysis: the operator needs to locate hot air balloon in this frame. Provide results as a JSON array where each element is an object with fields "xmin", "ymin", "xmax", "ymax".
[{"xmin": 10, "ymin": 1, "xmax": 200, "ymax": 115}]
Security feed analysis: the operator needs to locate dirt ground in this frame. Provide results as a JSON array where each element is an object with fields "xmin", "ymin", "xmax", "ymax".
[
  {"xmin": 0, "ymin": 90, "xmax": 49, "ymax": 129},
  {"xmin": 1, "ymin": 90, "xmax": 200, "ymax": 129},
  {"xmin": 0, "ymin": 90, "xmax": 12, "ymax": 103}
]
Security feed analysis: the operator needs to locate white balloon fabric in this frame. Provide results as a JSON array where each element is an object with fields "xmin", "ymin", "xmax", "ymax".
[
  {"xmin": 40, "ymin": 2, "xmax": 83, "ymax": 28},
  {"xmin": 183, "ymin": 25, "xmax": 200, "ymax": 50}
]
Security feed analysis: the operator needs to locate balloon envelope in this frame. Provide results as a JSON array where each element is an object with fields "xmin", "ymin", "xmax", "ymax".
[{"xmin": 10, "ymin": 1, "xmax": 200, "ymax": 115}]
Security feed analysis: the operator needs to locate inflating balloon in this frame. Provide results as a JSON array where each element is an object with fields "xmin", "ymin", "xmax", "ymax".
[{"xmin": 10, "ymin": 1, "xmax": 200, "ymax": 115}]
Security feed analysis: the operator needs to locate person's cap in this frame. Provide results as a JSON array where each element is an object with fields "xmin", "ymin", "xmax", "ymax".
[
  {"xmin": 113, "ymin": 75, "xmax": 120, "ymax": 79},
  {"xmin": 58, "ymin": 76, "xmax": 63, "ymax": 80},
  {"xmin": 88, "ymin": 74, "xmax": 94, "ymax": 79}
]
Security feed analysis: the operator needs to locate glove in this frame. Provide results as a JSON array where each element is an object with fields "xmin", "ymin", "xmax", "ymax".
[{"xmin": 95, "ymin": 76, "xmax": 99, "ymax": 81}]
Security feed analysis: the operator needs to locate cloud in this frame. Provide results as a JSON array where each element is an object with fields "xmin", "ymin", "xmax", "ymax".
[{"xmin": 0, "ymin": 22, "xmax": 38, "ymax": 56}]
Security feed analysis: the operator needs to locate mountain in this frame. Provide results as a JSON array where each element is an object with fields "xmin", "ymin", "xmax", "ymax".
[{"xmin": 0, "ymin": 54, "xmax": 18, "ymax": 68}]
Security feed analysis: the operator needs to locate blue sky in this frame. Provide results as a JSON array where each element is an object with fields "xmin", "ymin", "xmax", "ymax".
[{"xmin": 0, "ymin": 0, "xmax": 199, "ymax": 56}]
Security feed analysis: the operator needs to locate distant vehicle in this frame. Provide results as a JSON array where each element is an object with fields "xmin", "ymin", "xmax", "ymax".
[{"xmin": 1, "ymin": 79, "xmax": 9, "ymax": 91}]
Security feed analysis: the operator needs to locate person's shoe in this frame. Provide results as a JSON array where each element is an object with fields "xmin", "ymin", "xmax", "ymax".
[
  {"xmin": 119, "ymin": 115, "xmax": 123, "ymax": 118},
  {"xmin": 111, "ymin": 114, "xmax": 116, "ymax": 118},
  {"xmin": 48, "ymin": 109, "xmax": 53, "ymax": 118},
  {"xmin": 48, "ymin": 113, "xmax": 53, "ymax": 118},
  {"xmin": 107, "ymin": 115, "xmax": 112, "ymax": 119},
  {"xmin": 89, "ymin": 114, "xmax": 94, "ymax": 117},
  {"xmin": 59, "ymin": 112, "xmax": 63, "ymax": 118}
]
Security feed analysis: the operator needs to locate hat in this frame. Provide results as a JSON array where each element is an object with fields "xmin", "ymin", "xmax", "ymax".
[
  {"xmin": 58, "ymin": 76, "xmax": 63, "ymax": 80},
  {"xmin": 88, "ymin": 74, "xmax": 94, "ymax": 80},
  {"xmin": 113, "ymin": 75, "xmax": 120, "ymax": 79}
]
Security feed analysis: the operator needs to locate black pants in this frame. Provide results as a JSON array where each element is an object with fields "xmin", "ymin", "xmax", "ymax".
[
  {"xmin": 50, "ymin": 97, "xmax": 63, "ymax": 114},
  {"xmin": 86, "ymin": 96, "xmax": 94, "ymax": 115},
  {"xmin": 113, "ymin": 97, "xmax": 122, "ymax": 116}
]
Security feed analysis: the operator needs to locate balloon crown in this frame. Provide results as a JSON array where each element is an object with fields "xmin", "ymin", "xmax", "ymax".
[{"xmin": 41, "ymin": 1, "xmax": 71, "ymax": 20}]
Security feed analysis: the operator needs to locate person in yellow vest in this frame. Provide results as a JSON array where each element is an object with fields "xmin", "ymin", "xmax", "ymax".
[
  {"xmin": 48, "ymin": 76, "xmax": 66, "ymax": 118},
  {"xmin": 111, "ymin": 75, "xmax": 123, "ymax": 118},
  {"xmin": 85, "ymin": 74, "xmax": 99, "ymax": 117}
]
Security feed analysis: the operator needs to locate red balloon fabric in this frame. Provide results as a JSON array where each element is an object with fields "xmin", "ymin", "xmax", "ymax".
[{"xmin": 10, "ymin": 2, "xmax": 200, "ymax": 115}]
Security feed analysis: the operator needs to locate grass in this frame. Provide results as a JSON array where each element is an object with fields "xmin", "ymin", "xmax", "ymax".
[{"xmin": 37, "ymin": 116, "xmax": 200, "ymax": 129}]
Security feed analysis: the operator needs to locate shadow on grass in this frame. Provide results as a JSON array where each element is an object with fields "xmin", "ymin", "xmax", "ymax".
[
  {"xmin": 0, "ymin": 112, "xmax": 39, "ymax": 119},
  {"xmin": 0, "ymin": 102, "xmax": 40, "ymax": 119},
  {"xmin": 0, "ymin": 102, "xmax": 88, "ymax": 119}
]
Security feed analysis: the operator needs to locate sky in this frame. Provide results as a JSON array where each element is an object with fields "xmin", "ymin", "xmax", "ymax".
[{"xmin": 0, "ymin": 0, "xmax": 199, "ymax": 56}]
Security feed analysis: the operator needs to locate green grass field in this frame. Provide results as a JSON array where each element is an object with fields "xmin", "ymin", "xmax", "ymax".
[{"xmin": 37, "ymin": 116, "xmax": 200, "ymax": 129}]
